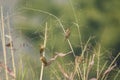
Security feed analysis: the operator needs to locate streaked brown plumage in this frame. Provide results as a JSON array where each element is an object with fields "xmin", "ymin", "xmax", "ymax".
[
  {"xmin": 40, "ymin": 56, "xmax": 48, "ymax": 66},
  {"xmin": 6, "ymin": 41, "xmax": 13, "ymax": 47},
  {"xmin": 39, "ymin": 45, "xmax": 45, "ymax": 55},
  {"xmin": 65, "ymin": 28, "xmax": 71, "ymax": 40}
]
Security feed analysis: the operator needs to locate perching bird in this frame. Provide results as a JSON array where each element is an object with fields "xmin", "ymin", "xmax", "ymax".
[
  {"xmin": 39, "ymin": 44, "xmax": 45, "ymax": 56},
  {"xmin": 6, "ymin": 41, "xmax": 13, "ymax": 47},
  {"xmin": 40, "ymin": 56, "xmax": 48, "ymax": 66},
  {"xmin": 65, "ymin": 28, "xmax": 71, "ymax": 40}
]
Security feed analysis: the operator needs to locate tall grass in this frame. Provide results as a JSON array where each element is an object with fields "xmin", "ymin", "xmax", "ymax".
[
  {"xmin": 0, "ymin": 5, "xmax": 120, "ymax": 80},
  {"xmin": 0, "ymin": 6, "xmax": 16, "ymax": 80}
]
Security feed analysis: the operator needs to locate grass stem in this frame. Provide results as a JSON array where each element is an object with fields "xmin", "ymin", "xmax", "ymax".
[
  {"xmin": 40, "ymin": 23, "xmax": 48, "ymax": 80},
  {"xmin": 0, "ymin": 6, "xmax": 9, "ymax": 80}
]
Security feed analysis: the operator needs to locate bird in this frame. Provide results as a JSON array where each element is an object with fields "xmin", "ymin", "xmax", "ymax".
[
  {"xmin": 39, "ymin": 44, "xmax": 45, "ymax": 56},
  {"xmin": 6, "ymin": 41, "xmax": 13, "ymax": 47},
  {"xmin": 40, "ymin": 56, "xmax": 48, "ymax": 66},
  {"xmin": 65, "ymin": 28, "xmax": 71, "ymax": 40}
]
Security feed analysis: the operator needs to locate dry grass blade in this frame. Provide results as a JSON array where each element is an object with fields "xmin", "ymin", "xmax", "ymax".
[
  {"xmin": 86, "ymin": 54, "xmax": 95, "ymax": 80},
  {"xmin": 7, "ymin": 14, "xmax": 16, "ymax": 79},
  {"xmin": 103, "ymin": 64, "xmax": 116, "ymax": 75},
  {"xmin": 89, "ymin": 54, "xmax": 95, "ymax": 66},
  {"xmin": 57, "ymin": 64, "xmax": 70, "ymax": 80},
  {"xmin": 47, "ymin": 51, "xmax": 72, "ymax": 66},
  {"xmin": 40, "ymin": 51, "xmax": 72, "ymax": 67}
]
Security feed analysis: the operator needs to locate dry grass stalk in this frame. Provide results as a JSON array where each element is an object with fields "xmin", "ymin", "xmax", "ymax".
[
  {"xmin": 0, "ymin": 6, "xmax": 9, "ymax": 80},
  {"xmin": 7, "ymin": 14, "xmax": 16, "ymax": 79},
  {"xmin": 58, "ymin": 63, "xmax": 76, "ymax": 80},
  {"xmin": 40, "ymin": 23, "xmax": 48, "ymax": 80},
  {"xmin": 75, "ymin": 56, "xmax": 84, "ymax": 65},
  {"xmin": 47, "ymin": 51, "xmax": 72, "ymax": 66},
  {"xmin": 58, "ymin": 55, "xmax": 84, "ymax": 80},
  {"xmin": 103, "ymin": 64, "xmax": 116, "ymax": 75},
  {"xmin": 86, "ymin": 54, "xmax": 95, "ymax": 80},
  {"xmin": 58, "ymin": 64, "xmax": 70, "ymax": 80}
]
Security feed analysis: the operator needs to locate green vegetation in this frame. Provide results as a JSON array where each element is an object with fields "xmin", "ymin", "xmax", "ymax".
[{"xmin": 0, "ymin": 0, "xmax": 120, "ymax": 80}]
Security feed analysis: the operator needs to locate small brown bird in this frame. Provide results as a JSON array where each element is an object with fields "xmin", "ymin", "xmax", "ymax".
[
  {"xmin": 40, "ymin": 56, "xmax": 48, "ymax": 66},
  {"xmin": 65, "ymin": 28, "xmax": 71, "ymax": 40},
  {"xmin": 39, "ymin": 44, "xmax": 45, "ymax": 55},
  {"xmin": 6, "ymin": 41, "xmax": 13, "ymax": 47}
]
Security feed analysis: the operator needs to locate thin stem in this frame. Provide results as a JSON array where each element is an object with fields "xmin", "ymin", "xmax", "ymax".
[
  {"xmin": 81, "ymin": 37, "xmax": 92, "ymax": 57},
  {"xmin": 40, "ymin": 23, "xmax": 48, "ymax": 80},
  {"xmin": 73, "ymin": 23, "xmax": 83, "ymax": 51},
  {"xmin": 0, "ymin": 6, "xmax": 9, "ymax": 80},
  {"xmin": 69, "ymin": 0, "xmax": 83, "ymax": 50},
  {"xmin": 114, "ymin": 69, "xmax": 120, "ymax": 80},
  {"xmin": 7, "ymin": 13, "xmax": 16, "ymax": 78},
  {"xmin": 97, "ymin": 44, "xmax": 100, "ymax": 79},
  {"xmin": 98, "ymin": 61, "xmax": 108, "ymax": 80},
  {"xmin": 109, "ymin": 52, "xmax": 120, "ymax": 68},
  {"xmin": 69, "ymin": 0, "xmax": 78, "ymax": 23},
  {"xmin": 78, "ymin": 66, "xmax": 83, "ymax": 80},
  {"xmin": 101, "ymin": 53, "xmax": 120, "ymax": 80}
]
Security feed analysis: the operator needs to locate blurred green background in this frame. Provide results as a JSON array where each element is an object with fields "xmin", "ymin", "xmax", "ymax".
[
  {"xmin": 5, "ymin": 0, "xmax": 120, "ymax": 79},
  {"xmin": 15, "ymin": 0, "xmax": 120, "ymax": 61}
]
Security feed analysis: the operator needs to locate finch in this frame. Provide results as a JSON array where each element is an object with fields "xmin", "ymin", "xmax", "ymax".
[{"xmin": 65, "ymin": 28, "xmax": 71, "ymax": 40}]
